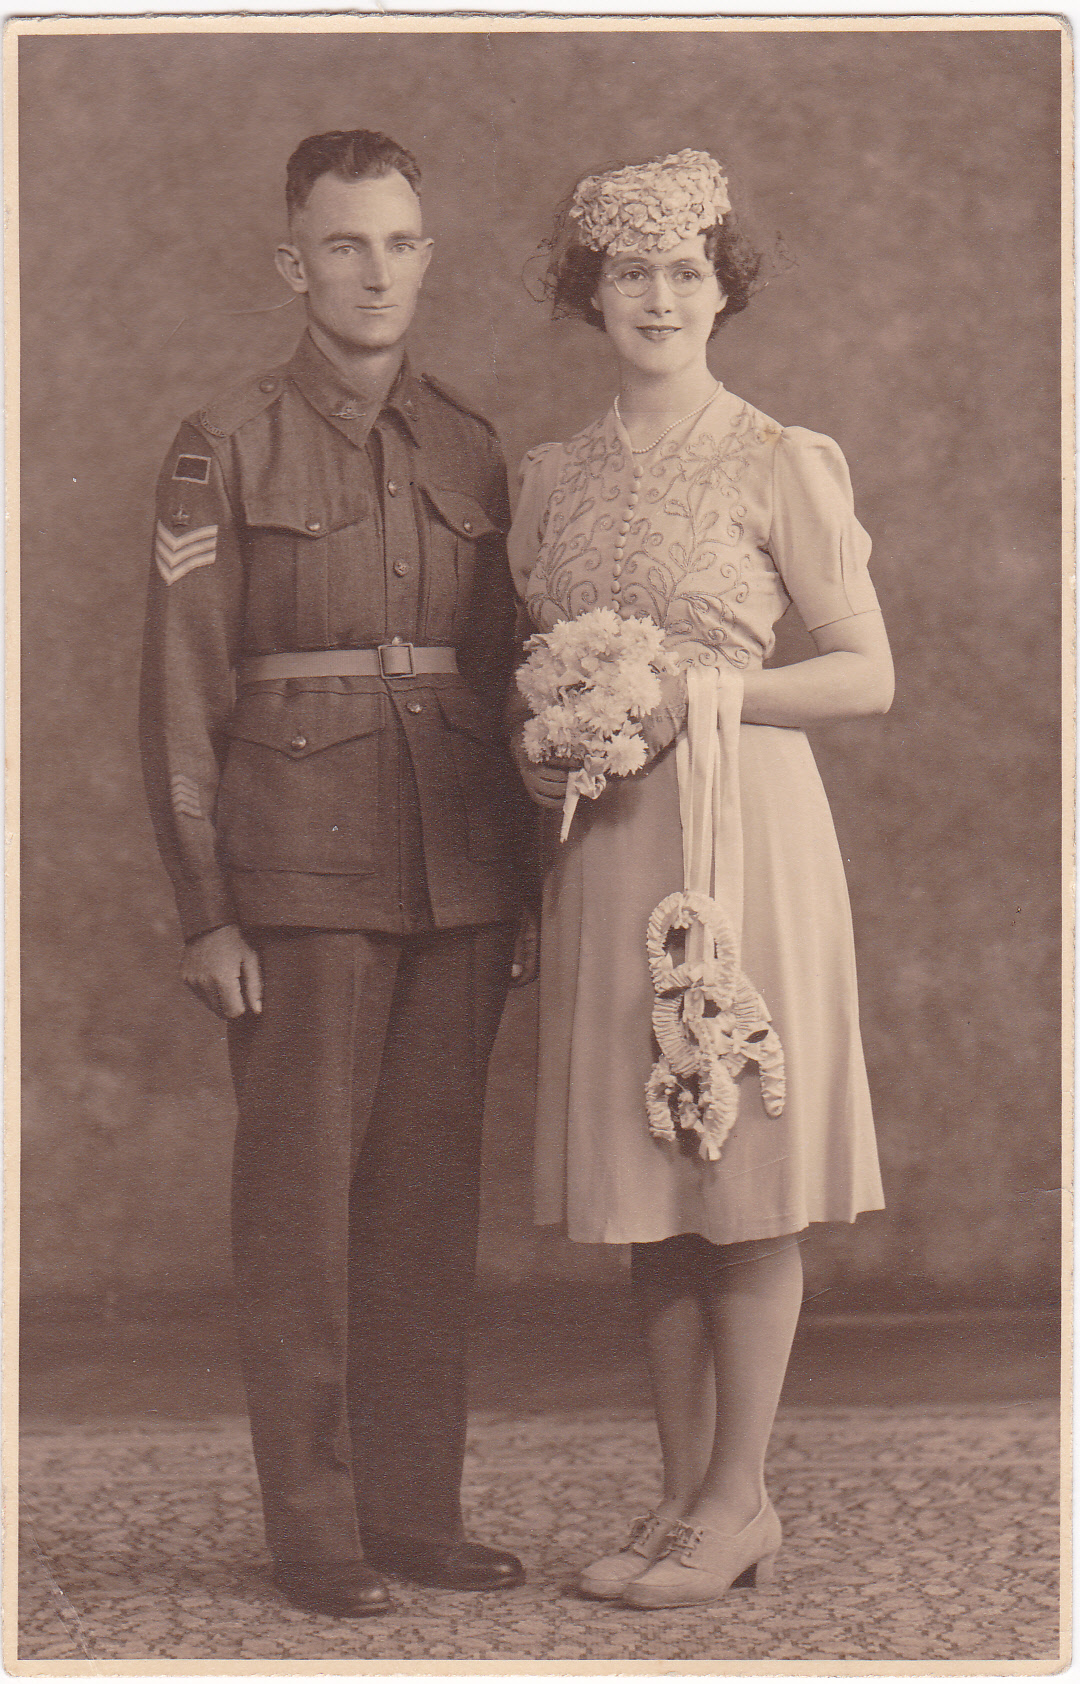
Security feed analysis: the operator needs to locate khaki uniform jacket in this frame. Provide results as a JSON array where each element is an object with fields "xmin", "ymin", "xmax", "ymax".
[{"xmin": 140, "ymin": 332, "xmax": 527, "ymax": 941}]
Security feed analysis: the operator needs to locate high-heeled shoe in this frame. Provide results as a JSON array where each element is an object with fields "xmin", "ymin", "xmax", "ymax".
[
  {"xmin": 578, "ymin": 1511, "xmax": 678, "ymax": 1600},
  {"xmin": 621, "ymin": 1501, "xmax": 781, "ymax": 1608}
]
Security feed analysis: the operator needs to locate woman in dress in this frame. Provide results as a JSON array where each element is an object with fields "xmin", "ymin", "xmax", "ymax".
[{"xmin": 508, "ymin": 151, "xmax": 894, "ymax": 1609}]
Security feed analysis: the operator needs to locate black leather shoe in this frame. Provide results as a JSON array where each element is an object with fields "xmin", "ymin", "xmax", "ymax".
[
  {"xmin": 360, "ymin": 1531, "xmax": 526, "ymax": 1590},
  {"xmin": 272, "ymin": 1560, "xmax": 392, "ymax": 1617}
]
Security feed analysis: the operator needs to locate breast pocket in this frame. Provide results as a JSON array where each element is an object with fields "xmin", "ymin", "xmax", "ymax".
[
  {"xmin": 436, "ymin": 688, "xmax": 517, "ymax": 864},
  {"xmin": 421, "ymin": 485, "xmax": 504, "ymax": 635},
  {"xmin": 241, "ymin": 488, "xmax": 375, "ymax": 649},
  {"xmin": 216, "ymin": 690, "xmax": 385, "ymax": 875}
]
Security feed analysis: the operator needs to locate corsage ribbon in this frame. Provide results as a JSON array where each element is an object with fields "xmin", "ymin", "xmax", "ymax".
[
  {"xmin": 645, "ymin": 660, "xmax": 786, "ymax": 1161},
  {"xmin": 676, "ymin": 663, "xmax": 746, "ymax": 947}
]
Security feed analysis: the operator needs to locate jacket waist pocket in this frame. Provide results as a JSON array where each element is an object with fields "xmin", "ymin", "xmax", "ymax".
[{"xmin": 216, "ymin": 691, "xmax": 384, "ymax": 876}]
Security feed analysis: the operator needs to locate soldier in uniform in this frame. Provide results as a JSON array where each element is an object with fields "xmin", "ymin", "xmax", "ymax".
[{"xmin": 139, "ymin": 130, "xmax": 533, "ymax": 1618}]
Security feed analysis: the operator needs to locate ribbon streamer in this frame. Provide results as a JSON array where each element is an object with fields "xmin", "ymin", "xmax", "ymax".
[
  {"xmin": 675, "ymin": 662, "xmax": 746, "ymax": 949},
  {"xmin": 645, "ymin": 658, "xmax": 786, "ymax": 1159}
]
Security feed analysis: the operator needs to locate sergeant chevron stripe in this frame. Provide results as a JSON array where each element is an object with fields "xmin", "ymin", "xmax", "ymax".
[
  {"xmin": 169, "ymin": 774, "xmax": 203, "ymax": 820},
  {"xmin": 155, "ymin": 521, "xmax": 218, "ymax": 586}
]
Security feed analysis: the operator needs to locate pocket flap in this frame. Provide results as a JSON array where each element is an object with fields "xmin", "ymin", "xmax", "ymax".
[
  {"xmin": 422, "ymin": 484, "xmax": 505, "ymax": 539},
  {"xmin": 242, "ymin": 489, "xmax": 370, "ymax": 537},
  {"xmin": 436, "ymin": 687, "xmax": 502, "ymax": 747},
  {"xmin": 227, "ymin": 690, "xmax": 385, "ymax": 757}
]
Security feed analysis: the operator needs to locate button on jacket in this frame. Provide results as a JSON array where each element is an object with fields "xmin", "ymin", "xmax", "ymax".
[{"xmin": 140, "ymin": 332, "xmax": 527, "ymax": 939}]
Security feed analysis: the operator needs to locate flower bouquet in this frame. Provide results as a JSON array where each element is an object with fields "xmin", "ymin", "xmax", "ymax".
[{"xmin": 516, "ymin": 607, "xmax": 677, "ymax": 842}]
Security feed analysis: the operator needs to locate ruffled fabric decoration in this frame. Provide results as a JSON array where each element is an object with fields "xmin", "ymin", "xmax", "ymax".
[{"xmin": 569, "ymin": 149, "xmax": 731, "ymax": 255}]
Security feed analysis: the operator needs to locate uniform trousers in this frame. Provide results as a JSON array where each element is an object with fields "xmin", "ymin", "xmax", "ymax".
[{"xmin": 227, "ymin": 922, "xmax": 515, "ymax": 1568}]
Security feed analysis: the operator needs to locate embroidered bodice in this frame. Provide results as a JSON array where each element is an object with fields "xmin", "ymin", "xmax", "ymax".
[{"xmin": 508, "ymin": 385, "xmax": 879, "ymax": 668}]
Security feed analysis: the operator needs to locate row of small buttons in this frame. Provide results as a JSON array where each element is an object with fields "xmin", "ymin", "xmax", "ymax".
[{"xmin": 611, "ymin": 463, "xmax": 644, "ymax": 595}]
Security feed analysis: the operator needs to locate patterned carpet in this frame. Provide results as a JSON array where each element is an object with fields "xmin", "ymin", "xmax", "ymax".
[{"xmin": 19, "ymin": 1401, "xmax": 1061, "ymax": 1666}]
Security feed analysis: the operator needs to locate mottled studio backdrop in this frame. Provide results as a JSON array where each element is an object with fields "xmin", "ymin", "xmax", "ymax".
[{"xmin": 20, "ymin": 26, "xmax": 1062, "ymax": 1306}]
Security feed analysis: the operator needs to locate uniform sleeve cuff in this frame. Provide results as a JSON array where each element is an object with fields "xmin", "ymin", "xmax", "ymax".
[{"xmin": 175, "ymin": 881, "xmax": 240, "ymax": 943}]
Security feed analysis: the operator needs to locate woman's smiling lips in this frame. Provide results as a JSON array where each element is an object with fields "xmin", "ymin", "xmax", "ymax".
[{"xmin": 637, "ymin": 325, "xmax": 680, "ymax": 340}]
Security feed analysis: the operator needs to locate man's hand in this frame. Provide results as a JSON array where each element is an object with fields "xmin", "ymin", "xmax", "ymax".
[
  {"xmin": 181, "ymin": 924, "xmax": 263, "ymax": 1020},
  {"xmin": 509, "ymin": 903, "xmax": 539, "ymax": 988}
]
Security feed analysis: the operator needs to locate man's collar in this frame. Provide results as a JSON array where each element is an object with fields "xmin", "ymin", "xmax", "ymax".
[{"xmin": 285, "ymin": 331, "xmax": 423, "ymax": 447}]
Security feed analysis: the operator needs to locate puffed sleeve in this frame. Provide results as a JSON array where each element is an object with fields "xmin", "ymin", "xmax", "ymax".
[
  {"xmin": 768, "ymin": 427, "xmax": 880, "ymax": 631},
  {"xmin": 508, "ymin": 442, "xmax": 563, "ymax": 599}
]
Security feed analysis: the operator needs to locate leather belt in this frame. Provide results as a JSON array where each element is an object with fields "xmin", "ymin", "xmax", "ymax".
[{"xmin": 239, "ymin": 643, "xmax": 459, "ymax": 684}]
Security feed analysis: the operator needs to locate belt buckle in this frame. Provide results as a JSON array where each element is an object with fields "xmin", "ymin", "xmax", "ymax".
[{"xmin": 378, "ymin": 640, "xmax": 415, "ymax": 678}]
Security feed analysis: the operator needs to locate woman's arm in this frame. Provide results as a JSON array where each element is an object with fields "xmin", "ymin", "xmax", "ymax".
[{"xmin": 740, "ymin": 610, "xmax": 894, "ymax": 728}]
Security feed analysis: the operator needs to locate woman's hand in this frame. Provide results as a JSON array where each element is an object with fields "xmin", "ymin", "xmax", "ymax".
[
  {"xmin": 511, "ymin": 730, "xmax": 578, "ymax": 810},
  {"xmin": 639, "ymin": 670, "xmax": 688, "ymax": 762}
]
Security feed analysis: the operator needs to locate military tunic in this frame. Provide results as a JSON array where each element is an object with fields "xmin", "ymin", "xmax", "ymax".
[{"xmin": 140, "ymin": 329, "xmax": 525, "ymax": 940}]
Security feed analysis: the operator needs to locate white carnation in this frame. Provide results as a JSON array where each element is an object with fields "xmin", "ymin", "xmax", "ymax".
[{"xmin": 514, "ymin": 608, "xmax": 677, "ymax": 838}]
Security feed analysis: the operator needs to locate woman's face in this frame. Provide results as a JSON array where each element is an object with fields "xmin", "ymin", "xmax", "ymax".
[{"xmin": 592, "ymin": 233, "xmax": 726, "ymax": 378}]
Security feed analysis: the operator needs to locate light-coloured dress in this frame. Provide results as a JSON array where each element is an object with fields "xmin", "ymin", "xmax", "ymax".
[{"xmin": 508, "ymin": 384, "xmax": 885, "ymax": 1246}]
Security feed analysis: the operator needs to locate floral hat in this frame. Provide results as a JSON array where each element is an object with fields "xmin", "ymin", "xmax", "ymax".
[{"xmin": 569, "ymin": 149, "xmax": 731, "ymax": 255}]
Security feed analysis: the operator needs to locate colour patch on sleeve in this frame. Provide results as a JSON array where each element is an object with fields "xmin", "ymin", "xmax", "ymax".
[{"xmin": 172, "ymin": 454, "xmax": 212, "ymax": 484}]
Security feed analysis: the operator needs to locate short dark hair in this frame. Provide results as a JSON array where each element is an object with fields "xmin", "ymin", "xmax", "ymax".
[
  {"xmin": 547, "ymin": 219, "xmax": 762, "ymax": 339},
  {"xmin": 285, "ymin": 129, "xmax": 422, "ymax": 221}
]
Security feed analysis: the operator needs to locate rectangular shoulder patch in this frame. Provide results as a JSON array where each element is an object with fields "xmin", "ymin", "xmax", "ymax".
[
  {"xmin": 155, "ymin": 520, "xmax": 218, "ymax": 586},
  {"xmin": 173, "ymin": 454, "xmax": 212, "ymax": 484}
]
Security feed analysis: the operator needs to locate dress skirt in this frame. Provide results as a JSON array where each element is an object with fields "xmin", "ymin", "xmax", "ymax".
[{"xmin": 534, "ymin": 722, "xmax": 884, "ymax": 1244}]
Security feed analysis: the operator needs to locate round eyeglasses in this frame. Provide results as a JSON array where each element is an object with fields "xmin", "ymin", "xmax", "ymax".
[{"xmin": 603, "ymin": 262, "xmax": 710, "ymax": 299}]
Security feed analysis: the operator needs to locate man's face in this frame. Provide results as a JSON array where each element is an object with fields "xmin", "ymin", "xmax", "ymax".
[{"xmin": 276, "ymin": 170, "xmax": 433, "ymax": 356}]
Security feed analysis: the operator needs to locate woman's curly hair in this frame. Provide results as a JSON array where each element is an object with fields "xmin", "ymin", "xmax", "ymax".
[{"xmin": 538, "ymin": 195, "xmax": 763, "ymax": 340}]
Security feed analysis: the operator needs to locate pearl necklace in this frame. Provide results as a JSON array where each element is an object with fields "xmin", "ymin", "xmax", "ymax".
[{"xmin": 614, "ymin": 383, "xmax": 719, "ymax": 455}]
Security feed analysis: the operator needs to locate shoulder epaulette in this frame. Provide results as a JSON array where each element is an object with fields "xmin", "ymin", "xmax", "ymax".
[
  {"xmin": 191, "ymin": 367, "xmax": 289, "ymax": 439},
  {"xmin": 419, "ymin": 372, "xmax": 497, "ymax": 435}
]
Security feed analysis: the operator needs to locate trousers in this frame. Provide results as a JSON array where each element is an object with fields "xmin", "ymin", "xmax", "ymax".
[{"xmin": 226, "ymin": 923, "xmax": 515, "ymax": 1567}]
